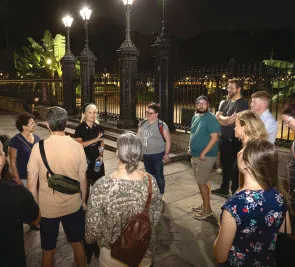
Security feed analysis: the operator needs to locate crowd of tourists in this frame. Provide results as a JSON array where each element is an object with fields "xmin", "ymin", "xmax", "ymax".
[{"xmin": 0, "ymin": 78, "xmax": 295, "ymax": 267}]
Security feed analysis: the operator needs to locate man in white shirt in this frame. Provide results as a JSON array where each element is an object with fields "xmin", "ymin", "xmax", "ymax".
[{"xmin": 250, "ymin": 91, "xmax": 278, "ymax": 144}]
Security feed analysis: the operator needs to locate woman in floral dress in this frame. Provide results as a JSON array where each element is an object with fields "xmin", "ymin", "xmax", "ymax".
[{"xmin": 214, "ymin": 140, "xmax": 290, "ymax": 266}]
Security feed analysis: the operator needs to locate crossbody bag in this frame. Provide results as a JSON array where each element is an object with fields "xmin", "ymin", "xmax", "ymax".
[{"xmin": 39, "ymin": 140, "xmax": 81, "ymax": 195}]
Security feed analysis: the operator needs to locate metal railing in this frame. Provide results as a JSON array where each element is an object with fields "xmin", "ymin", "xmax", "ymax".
[{"xmin": 1, "ymin": 62, "xmax": 294, "ymax": 146}]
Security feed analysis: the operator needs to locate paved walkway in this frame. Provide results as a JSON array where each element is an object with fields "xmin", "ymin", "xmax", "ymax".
[{"xmin": 0, "ymin": 114, "xmax": 226, "ymax": 267}]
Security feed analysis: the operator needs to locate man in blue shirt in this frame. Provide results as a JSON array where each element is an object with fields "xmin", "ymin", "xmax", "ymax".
[
  {"xmin": 188, "ymin": 96, "xmax": 220, "ymax": 220},
  {"xmin": 250, "ymin": 91, "xmax": 278, "ymax": 144}
]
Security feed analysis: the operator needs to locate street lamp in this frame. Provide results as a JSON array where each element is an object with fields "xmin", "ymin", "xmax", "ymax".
[
  {"xmin": 80, "ymin": 7, "xmax": 92, "ymax": 49},
  {"xmin": 62, "ymin": 15, "xmax": 73, "ymax": 54},
  {"xmin": 60, "ymin": 15, "xmax": 77, "ymax": 114},
  {"xmin": 119, "ymin": 0, "xmax": 136, "ymax": 50},
  {"xmin": 79, "ymin": 6, "xmax": 96, "ymax": 106},
  {"xmin": 154, "ymin": 0, "xmax": 169, "ymax": 44},
  {"xmin": 116, "ymin": 0, "xmax": 138, "ymax": 129}
]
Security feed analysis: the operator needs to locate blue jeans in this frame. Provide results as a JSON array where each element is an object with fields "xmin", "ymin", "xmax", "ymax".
[{"xmin": 143, "ymin": 152, "xmax": 165, "ymax": 194}]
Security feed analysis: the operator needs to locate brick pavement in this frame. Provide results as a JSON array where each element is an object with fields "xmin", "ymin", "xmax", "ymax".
[{"xmin": 0, "ymin": 114, "xmax": 226, "ymax": 267}]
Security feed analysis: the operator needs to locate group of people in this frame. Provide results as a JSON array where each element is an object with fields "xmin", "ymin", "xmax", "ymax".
[
  {"xmin": 0, "ymin": 102, "xmax": 169, "ymax": 267},
  {"xmin": 1, "ymin": 77, "xmax": 295, "ymax": 266},
  {"xmin": 189, "ymin": 78, "xmax": 295, "ymax": 266}
]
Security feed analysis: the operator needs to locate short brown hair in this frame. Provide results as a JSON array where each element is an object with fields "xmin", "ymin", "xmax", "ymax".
[
  {"xmin": 16, "ymin": 112, "xmax": 34, "ymax": 132},
  {"xmin": 228, "ymin": 78, "xmax": 243, "ymax": 89},
  {"xmin": 251, "ymin": 91, "xmax": 270, "ymax": 103},
  {"xmin": 147, "ymin": 102, "xmax": 160, "ymax": 113}
]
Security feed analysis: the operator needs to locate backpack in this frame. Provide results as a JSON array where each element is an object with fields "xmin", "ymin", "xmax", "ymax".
[
  {"xmin": 139, "ymin": 119, "xmax": 166, "ymax": 142},
  {"xmin": 111, "ymin": 174, "xmax": 152, "ymax": 267},
  {"xmin": 39, "ymin": 140, "xmax": 81, "ymax": 195}
]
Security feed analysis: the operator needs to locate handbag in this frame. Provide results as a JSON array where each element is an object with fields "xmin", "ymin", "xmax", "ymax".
[
  {"xmin": 276, "ymin": 213, "xmax": 295, "ymax": 267},
  {"xmin": 39, "ymin": 140, "xmax": 81, "ymax": 195},
  {"xmin": 111, "ymin": 174, "xmax": 152, "ymax": 267}
]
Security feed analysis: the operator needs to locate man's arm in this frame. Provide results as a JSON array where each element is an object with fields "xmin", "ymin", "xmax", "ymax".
[
  {"xmin": 217, "ymin": 113, "xmax": 237, "ymax": 126},
  {"xmin": 79, "ymin": 171, "xmax": 87, "ymax": 206},
  {"xmin": 27, "ymin": 172, "xmax": 39, "ymax": 202},
  {"xmin": 162, "ymin": 129, "xmax": 171, "ymax": 162},
  {"xmin": 199, "ymin": 132, "xmax": 219, "ymax": 160},
  {"xmin": 19, "ymin": 186, "xmax": 40, "ymax": 225}
]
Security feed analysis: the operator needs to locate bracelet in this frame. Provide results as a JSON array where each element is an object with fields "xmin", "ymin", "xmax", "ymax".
[{"xmin": 165, "ymin": 152, "xmax": 169, "ymax": 155}]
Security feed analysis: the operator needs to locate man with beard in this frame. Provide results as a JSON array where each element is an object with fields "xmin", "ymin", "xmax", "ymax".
[
  {"xmin": 188, "ymin": 96, "xmax": 220, "ymax": 220},
  {"xmin": 212, "ymin": 79, "xmax": 248, "ymax": 197}
]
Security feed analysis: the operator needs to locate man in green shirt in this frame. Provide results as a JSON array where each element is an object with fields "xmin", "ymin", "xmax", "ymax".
[{"xmin": 188, "ymin": 96, "xmax": 220, "ymax": 220}]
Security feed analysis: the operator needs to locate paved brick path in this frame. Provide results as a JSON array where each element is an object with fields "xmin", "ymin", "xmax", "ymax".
[{"xmin": 0, "ymin": 114, "xmax": 225, "ymax": 267}]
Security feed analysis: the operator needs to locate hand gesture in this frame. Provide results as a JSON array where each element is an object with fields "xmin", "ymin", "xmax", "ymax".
[{"xmin": 96, "ymin": 132, "xmax": 104, "ymax": 142}]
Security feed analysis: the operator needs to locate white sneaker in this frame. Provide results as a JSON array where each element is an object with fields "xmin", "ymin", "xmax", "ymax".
[{"xmin": 216, "ymin": 168, "xmax": 222, "ymax": 174}]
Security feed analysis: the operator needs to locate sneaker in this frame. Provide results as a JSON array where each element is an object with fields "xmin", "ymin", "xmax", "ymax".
[
  {"xmin": 216, "ymin": 168, "xmax": 223, "ymax": 174},
  {"xmin": 191, "ymin": 204, "xmax": 203, "ymax": 212},
  {"xmin": 161, "ymin": 194, "xmax": 165, "ymax": 201},
  {"xmin": 193, "ymin": 210, "xmax": 213, "ymax": 220},
  {"xmin": 211, "ymin": 187, "xmax": 230, "ymax": 198}
]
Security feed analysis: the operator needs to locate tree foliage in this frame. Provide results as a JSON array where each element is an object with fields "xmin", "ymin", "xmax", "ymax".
[
  {"xmin": 13, "ymin": 30, "xmax": 65, "ymax": 78},
  {"xmin": 263, "ymin": 59, "xmax": 295, "ymax": 101}
]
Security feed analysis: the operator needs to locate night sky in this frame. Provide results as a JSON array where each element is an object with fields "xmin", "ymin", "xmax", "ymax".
[
  {"xmin": 1, "ymin": 0, "xmax": 295, "ymax": 70},
  {"xmin": 2, "ymin": 0, "xmax": 295, "ymax": 40}
]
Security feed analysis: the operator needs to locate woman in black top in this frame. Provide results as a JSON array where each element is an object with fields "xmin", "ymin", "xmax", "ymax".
[
  {"xmin": 74, "ymin": 103, "xmax": 105, "ymax": 200},
  {"xmin": 74, "ymin": 103, "xmax": 104, "ymax": 263}
]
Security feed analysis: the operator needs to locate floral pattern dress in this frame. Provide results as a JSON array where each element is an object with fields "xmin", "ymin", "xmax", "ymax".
[{"xmin": 220, "ymin": 188, "xmax": 287, "ymax": 267}]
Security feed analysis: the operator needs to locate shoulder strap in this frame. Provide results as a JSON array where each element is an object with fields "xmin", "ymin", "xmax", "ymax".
[
  {"xmin": 139, "ymin": 119, "xmax": 147, "ymax": 128},
  {"xmin": 158, "ymin": 120, "xmax": 166, "ymax": 142},
  {"xmin": 39, "ymin": 140, "xmax": 55, "ymax": 176},
  {"xmin": 16, "ymin": 135, "xmax": 32, "ymax": 151},
  {"xmin": 145, "ymin": 174, "xmax": 153, "ymax": 210},
  {"xmin": 292, "ymin": 142, "xmax": 295, "ymax": 159}
]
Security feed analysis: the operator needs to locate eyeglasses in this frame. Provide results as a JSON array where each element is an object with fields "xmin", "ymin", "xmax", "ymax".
[
  {"xmin": 195, "ymin": 102, "xmax": 208, "ymax": 106},
  {"xmin": 145, "ymin": 111, "xmax": 155, "ymax": 115},
  {"xmin": 283, "ymin": 117, "xmax": 293, "ymax": 125}
]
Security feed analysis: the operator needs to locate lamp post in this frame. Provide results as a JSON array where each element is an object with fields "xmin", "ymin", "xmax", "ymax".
[
  {"xmin": 152, "ymin": 0, "xmax": 174, "ymax": 130},
  {"xmin": 79, "ymin": 6, "xmax": 97, "ymax": 108},
  {"xmin": 117, "ymin": 0, "xmax": 139, "ymax": 129},
  {"xmin": 60, "ymin": 15, "xmax": 77, "ymax": 114}
]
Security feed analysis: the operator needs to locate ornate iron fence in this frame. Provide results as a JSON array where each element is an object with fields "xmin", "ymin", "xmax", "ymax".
[
  {"xmin": 1, "ymin": 62, "xmax": 295, "ymax": 145},
  {"xmin": 0, "ymin": 78, "xmax": 63, "ymax": 110},
  {"xmin": 94, "ymin": 73, "xmax": 120, "ymax": 121}
]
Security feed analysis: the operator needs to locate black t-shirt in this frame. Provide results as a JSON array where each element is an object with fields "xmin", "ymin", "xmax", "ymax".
[
  {"xmin": 218, "ymin": 98, "xmax": 248, "ymax": 139},
  {"xmin": 74, "ymin": 122, "xmax": 105, "ymax": 180},
  {"xmin": 0, "ymin": 180, "xmax": 39, "ymax": 267}
]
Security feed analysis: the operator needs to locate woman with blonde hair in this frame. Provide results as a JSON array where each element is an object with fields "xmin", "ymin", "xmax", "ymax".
[
  {"xmin": 74, "ymin": 103, "xmax": 104, "ymax": 264},
  {"xmin": 234, "ymin": 110, "xmax": 268, "ymax": 145},
  {"xmin": 234, "ymin": 110, "xmax": 268, "ymax": 191}
]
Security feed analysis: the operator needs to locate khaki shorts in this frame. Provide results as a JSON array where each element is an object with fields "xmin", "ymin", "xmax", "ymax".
[{"xmin": 191, "ymin": 156, "xmax": 217, "ymax": 185}]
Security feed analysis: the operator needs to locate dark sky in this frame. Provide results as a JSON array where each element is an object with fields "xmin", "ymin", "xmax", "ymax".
[
  {"xmin": 87, "ymin": 0, "xmax": 295, "ymax": 37},
  {"xmin": 2, "ymin": 0, "xmax": 295, "ymax": 42}
]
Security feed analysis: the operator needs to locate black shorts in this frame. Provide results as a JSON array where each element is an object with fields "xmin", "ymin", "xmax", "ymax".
[{"xmin": 40, "ymin": 207, "xmax": 85, "ymax": 251}]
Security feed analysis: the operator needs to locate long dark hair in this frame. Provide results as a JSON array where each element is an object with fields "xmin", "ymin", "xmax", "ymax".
[{"xmin": 243, "ymin": 140, "xmax": 292, "ymax": 212}]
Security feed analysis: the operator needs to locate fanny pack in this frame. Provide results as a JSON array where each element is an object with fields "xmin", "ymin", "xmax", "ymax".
[{"xmin": 39, "ymin": 140, "xmax": 81, "ymax": 195}]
